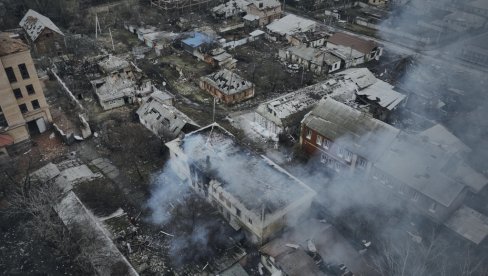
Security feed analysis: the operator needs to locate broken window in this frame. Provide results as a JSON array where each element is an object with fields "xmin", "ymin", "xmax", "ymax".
[
  {"xmin": 18, "ymin": 64, "xmax": 29, "ymax": 79},
  {"xmin": 19, "ymin": 103, "xmax": 28, "ymax": 114},
  {"xmin": 316, "ymin": 135, "xmax": 322, "ymax": 146},
  {"xmin": 248, "ymin": 217, "xmax": 253, "ymax": 224},
  {"xmin": 26, "ymin": 84, "xmax": 35, "ymax": 95},
  {"xmin": 236, "ymin": 208, "xmax": 241, "ymax": 218},
  {"xmin": 306, "ymin": 128, "xmax": 312, "ymax": 140},
  {"xmin": 13, "ymin": 88, "xmax": 22, "ymax": 99},
  {"xmin": 356, "ymin": 156, "xmax": 367, "ymax": 169},
  {"xmin": 0, "ymin": 107, "xmax": 7, "ymax": 127},
  {"xmin": 323, "ymin": 139, "xmax": 331, "ymax": 150},
  {"xmin": 5, "ymin": 67, "xmax": 17, "ymax": 83},
  {"xmin": 31, "ymin": 100, "xmax": 40, "ymax": 110}
]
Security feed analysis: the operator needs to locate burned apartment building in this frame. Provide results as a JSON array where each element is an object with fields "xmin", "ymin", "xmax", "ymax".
[
  {"xmin": 325, "ymin": 32, "xmax": 382, "ymax": 68},
  {"xmin": 19, "ymin": 9, "xmax": 65, "ymax": 56},
  {"xmin": 0, "ymin": 33, "xmax": 52, "ymax": 156},
  {"xmin": 254, "ymin": 68, "xmax": 404, "ymax": 138},
  {"xmin": 279, "ymin": 45, "xmax": 341, "ymax": 75},
  {"xmin": 91, "ymin": 55, "xmax": 152, "ymax": 110},
  {"xmin": 199, "ymin": 69, "xmax": 255, "ymax": 104},
  {"xmin": 165, "ymin": 124, "xmax": 316, "ymax": 244},
  {"xmin": 299, "ymin": 98, "xmax": 488, "ymax": 239},
  {"xmin": 136, "ymin": 89, "xmax": 199, "ymax": 139}
]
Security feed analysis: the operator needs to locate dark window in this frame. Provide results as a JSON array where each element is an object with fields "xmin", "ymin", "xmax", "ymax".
[
  {"xmin": 0, "ymin": 107, "xmax": 7, "ymax": 127},
  {"xmin": 19, "ymin": 104, "xmax": 28, "ymax": 114},
  {"xmin": 13, "ymin": 88, "xmax": 22, "ymax": 99},
  {"xmin": 236, "ymin": 208, "xmax": 241, "ymax": 218},
  {"xmin": 18, "ymin": 64, "xmax": 29, "ymax": 79},
  {"xmin": 5, "ymin": 67, "xmax": 17, "ymax": 83},
  {"xmin": 31, "ymin": 100, "xmax": 40, "ymax": 110},
  {"xmin": 26, "ymin": 84, "xmax": 35, "ymax": 95}
]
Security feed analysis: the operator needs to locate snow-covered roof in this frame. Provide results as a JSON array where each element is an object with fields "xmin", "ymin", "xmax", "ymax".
[
  {"xmin": 202, "ymin": 69, "xmax": 253, "ymax": 95},
  {"xmin": 287, "ymin": 45, "xmax": 340, "ymax": 65},
  {"xmin": 19, "ymin": 9, "xmax": 64, "ymax": 42},
  {"xmin": 444, "ymin": 205, "xmax": 488, "ymax": 245},
  {"xmin": 243, "ymin": 14, "xmax": 260, "ymax": 21},
  {"xmin": 249, "ymin": 0, "xmax": 281, "ymax": 9},
  {"xmin": 266, "ymin": 14, "xmax": 316, "ymax": 36},
  {"xmin": 250, "ymin": 29, "xmax": 265, "ymax": 36}
]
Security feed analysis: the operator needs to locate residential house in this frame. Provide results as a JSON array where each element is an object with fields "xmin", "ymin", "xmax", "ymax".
[
  {"xmin": 246, "ymin": 0, "xmax": 282, "ymax": 27},
  {"xmin": 199, "ymin": 69, "xmax": 254, "ymax": 104},
  {"xmin": 266, "ymin": 14, "xmax": 316, "ymax": 40},
  {"xmin": 165, "ymin": 123, "xmax": 316, "ymax": 244},
  {"xmin": 136, "ymin": 89, "xmax": 199, "ymax": 139},
  {"xmin": 19, "ymin": 9, "xmax": 65, "ymax": 56},
  {"xmin": 300, "ymin": 98, "xmax": 487, "ymax": 225},
  {"xmin": 0, "ymin": 32, "xmax": 52, "ymax": 155},
  {"xmin": 181, "ymin": 32, "xmax": 215, "ymax": 56},
  {"xmin": 326, "ymin": 32, "xmax": 382, "ymax": 68},
  {"xmin": 204, "ymin": 48, "xmax": 238, "ymax": 69},
  {"xmin": 443, "ymin": 205, "xmax": 488, "ymax": 245},
  {"xmin": 279, "ymin": 45, "xmax": 341, "ymax": 75},
  {"xmin": 288, "ymin": 31, "xmax": 329, "ymax": 48}
]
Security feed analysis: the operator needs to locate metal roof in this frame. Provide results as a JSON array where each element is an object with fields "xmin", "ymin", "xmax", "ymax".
[{"xmin": 19, "ymin": 9, "xmax": 64, "ymax": 42}]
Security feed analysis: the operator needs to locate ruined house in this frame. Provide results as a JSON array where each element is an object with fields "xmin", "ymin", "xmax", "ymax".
[
  {"xmin": 326, "ymin": 32, "xmax": 382, "ymax": 68},
  {"xmin": 300, "ymin": 98, "xmax": 487, "ymax": 228},
  {"xmin": 199, "ymin": 69, "xmax": 254, "ymax": 104},
  {"xmin": 254, "ymin": 68, "xmax": 403, "ymax": 138},
  {"xmin": 204, "ymin": 48, "xmax": 237, "ymax": 69},
  {"xmin": 211, "ymin": 0, "xmax": 250, "ymax": 19},
  {"xmin": 136, "ymin": 89, "xmax": 199, "ymax": 139},
  {"xmin": 279, "ymin": 45, "xmax": 341, "ymax": 75},
  {"xmin": 165, "ymin": 123, "xmax": 316, "ymax": 244},
  {"xmin": 91, "ymin": 55, "xmax": 153, "ymax": 110},
  {"xmin": 150, "ymin": 0, "xmax": 214, "ymax": 12},
  {"xmin": 288, "ymin": 31, "xmax": 329, "ymax": 48},
  {"xmin": 19, "ymin": 9, "xmax": 65, "ymax": 56}
]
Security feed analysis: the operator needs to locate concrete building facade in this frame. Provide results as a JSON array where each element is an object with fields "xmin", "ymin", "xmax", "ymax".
[{"xmin": 0, "ymin": 33, "xmax": 52, "ymax": 154}]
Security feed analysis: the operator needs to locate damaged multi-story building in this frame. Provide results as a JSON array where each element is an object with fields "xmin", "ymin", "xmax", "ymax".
[
  {"xmin": 19, "ymin": 9, "xmax": 65, "ymax": 56},
  {"xmin": 299, "ymin": 97, "xmax": 488, "ymax": 244},
  {"xmin": 0, "ymin": 32, "xmax": 52, "ymax": 156},
  {"xmin": 199, "ymin": 69, "xmax": 255, "ymax": 104},
  {"xmin": 254, "ymin": 68, "xmax": 405, "ymax": 139},
  {"xmin": 165, "ymin": 124, "xmax": 316, "ymax": 244}
]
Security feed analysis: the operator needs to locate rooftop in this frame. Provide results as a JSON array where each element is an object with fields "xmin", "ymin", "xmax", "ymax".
[
  {"xmin": 249, "ymin": 0, "xmax": 281, "ymax": 9},
  {"xmin": 444, "ymin": 205, "xmax": 488, "ymax": 245},
  {"xmin": 327, "ymin": 32, "xmax": 377, "ymax": 55},
  {"xmin": 374, "ymin": 133, "xmax": 466, "ymax": 207},
  {"xmin": 287, "ymin": 45, "xmax": 340, "ymax": 65},
  {"xmin": 266, "ymin": 14, "xmax": 316, "ymax": 36},
  {"xmin": 418, "ymin": 124, "xmax": 471, "ymax": 154},
  {"xmin": 0, "ymin": 32, "xmax": 29, "ymax": 56},
  {"xmin": 181, "ymin": 32, "xmax": 214, "ymax": 48},
  {"xmin": 91, "ymin": 76, "xmax": 137, "ymax": 102},
  {"xmin": 202, "ymin": 69, "xmax": 253, "ymax": 95},
  {"xmin": 19, "ymin": 9, "xmax": 64, "ymax": 42},
  {"xmin": 178, "ymin": 124, "xmax": 316, "ymax": 215},
  {"xmin": 302, "ymin": 97, "xmax": 400, "ymax": 162}
]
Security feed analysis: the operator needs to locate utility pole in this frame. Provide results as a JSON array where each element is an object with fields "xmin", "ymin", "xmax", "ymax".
[
  {"xmin": 109, "ymin": 28, "xmax": 115, "ymax": 51},
  {"xmin": 95, "ymin": 13, "xmax": 102, "ymax": 40}
]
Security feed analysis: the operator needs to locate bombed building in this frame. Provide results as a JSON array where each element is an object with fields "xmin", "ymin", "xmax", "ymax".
[
  {"xmin": 199, "ymin": 69, "xmax": 255, "ymax": 104},
  {"xmin": 165, "ymin": 124, "xmax": 316, "ymax": 244}
]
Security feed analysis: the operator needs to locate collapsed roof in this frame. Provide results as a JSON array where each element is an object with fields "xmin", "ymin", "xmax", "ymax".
[{"xmin": 202, "ymin": 69, "xmax": 253, "ymax": 95}]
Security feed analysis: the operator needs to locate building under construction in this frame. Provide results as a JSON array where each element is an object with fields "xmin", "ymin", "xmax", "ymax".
[{"xmin": 150, "ymin": 0, "xmax": 215, "ymax": 12}]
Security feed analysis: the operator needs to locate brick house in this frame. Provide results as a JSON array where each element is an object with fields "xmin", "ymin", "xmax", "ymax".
[
  {"xmin": 19, "ymin": 9, "xmax": 65, "ymax": 56},
  {"xmin": 200, "ymin": 69, "xmax": 254, "ymax": 105}
]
